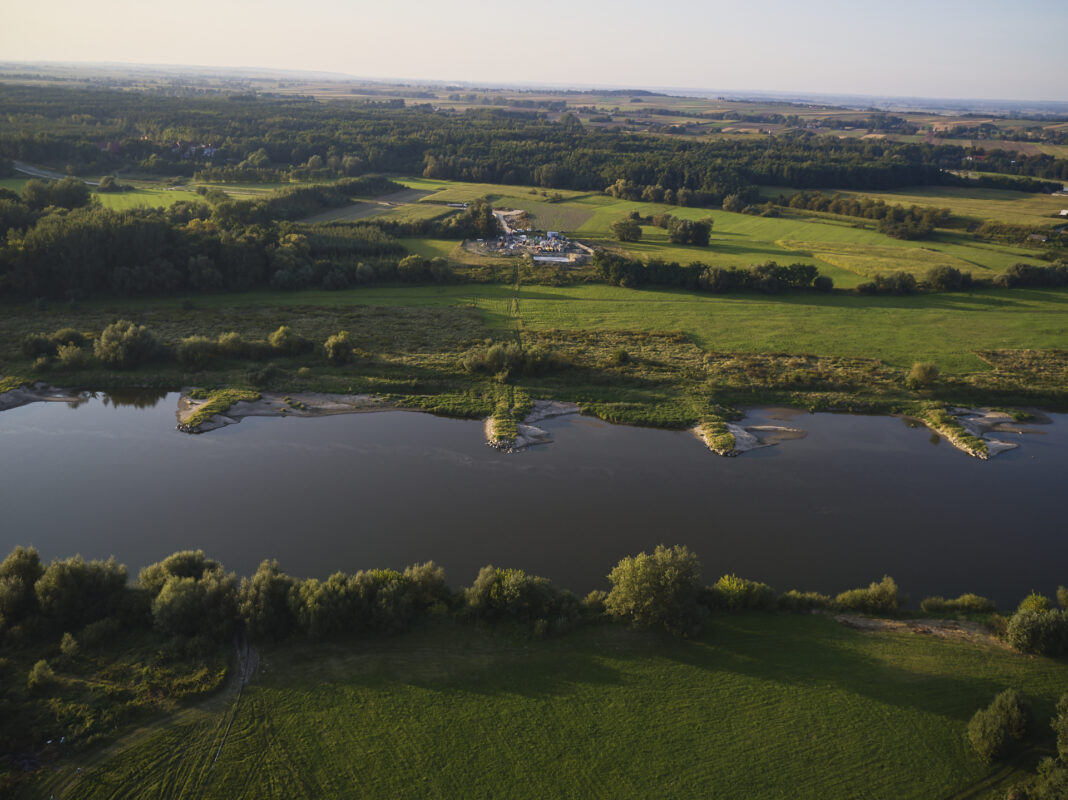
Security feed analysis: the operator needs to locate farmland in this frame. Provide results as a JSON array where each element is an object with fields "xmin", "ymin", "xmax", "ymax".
[{"xmin": 26, "ymin": 616, "xmax": 1068, "ymax": 800}]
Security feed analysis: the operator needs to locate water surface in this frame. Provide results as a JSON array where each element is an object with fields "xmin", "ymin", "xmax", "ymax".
[{"xmin": 0, "ymin": 394, "xmax": 1063, "ymax": 608}]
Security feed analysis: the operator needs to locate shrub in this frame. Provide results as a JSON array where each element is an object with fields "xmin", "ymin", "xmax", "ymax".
[
  {"xmin": 778, "ymin": 590, "xmax": 831, "ymax": 612},
  {"xmin": 906, "ymin": 362, "xmax": 939, "ymax": 389},
  {"xmin": 925, "ymin": 265, "xmax": 968, "ymax": 291},
  {"xmin": 967, "ymin": 689, "xmax": 1031, "ymax": 763},
  {"xmin": 920, "ymin": 593, "xmax": 995, "ymax": 614},
  {"xmin": 465, "ymin": 566, "xmax": 577, "ymax": 627},
  {"xmin": 21, "ymin": 332, "xmax": 55, "ymax": 358},
  {"xmin": 60, "ymin": 631, "xmax": 78, "ymax": 657},
  {"xmin": 79, "ymin": 617, "xmax": 121, "ymax": 649},
  {"xmin": 55, "ymin": 343, "xmax": 93, "ymax": 370},
  {"xmin": 35, "ymin": 555, "xmax": 128, "ymax": 628},
  {"xmin": 27, "ymin": 659, "xmax": 55, "ymax": 691},
  {"xmin": 268, "ymin": 325, "xmax": 310, "ymax": 355},
  {"xmin": 50, "ymin": 328, "xmax": 86, "ymax": 348},
  {"xmin": 94, "ymin": 320, "xmax": 161, "ymax": 369},
  {"xmin": 812, "ymin": 275, "xmax": 834, "ymax": 292},
  {"xmin": 711, "ymin": 574, "xmax": 777, "ymax": 612},
  {"xmin": 1060, "ymin": 586, "xmax": 1068, "ymax": 610},
  {"xmin": 1019, "ymin": 592, "xmax": 1054, "ymax": 613},
  {"xmin": 324, "ymin": 331, "xmax": 353, "ymax": 365},
  {"xmin": 833, "ymin": 576, "xmax": 899, "ymax": 614},
  {"xmin": 605, "ymin": 545, "xmax": 703, "ymax": 635},
  {"xmin": 239, "ymin": 560, "xmax": 297, "ymax": 640},
  {"xmin": 1005, "ymin": 609, "xmax": 1068, "ymax": 656},
  {"xmin": 582, "ymin": 590, "xmax": 608, "ymax": 615},
  {"xmin": 177, "ymin": 336, "xmax": 217, "ymax": 370},
  {"xmin": 217, "ymin": 331, "xmax": 250, "ymax": 358}
]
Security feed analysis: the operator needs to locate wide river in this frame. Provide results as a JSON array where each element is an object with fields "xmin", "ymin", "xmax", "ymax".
[{"xmin": 0, "ymin": 392, "xmax": 1064, "ymax": 608}]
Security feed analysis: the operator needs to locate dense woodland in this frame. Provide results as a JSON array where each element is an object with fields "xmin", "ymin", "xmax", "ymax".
[{"xmin": 2, "ymin": 85, "xmax": 1066, "ymax": 199}]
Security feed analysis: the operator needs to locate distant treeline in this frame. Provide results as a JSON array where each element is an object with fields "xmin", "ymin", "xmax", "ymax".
[
  {"xmin": 778, "ymin": 190, "xmax": 951, "ymax": 239},
  {"xmin": 593, "ymin": 251, "xmax": 832, "ymax": 293},
  {"xmin": 6, "ymin": 83, "xmax": 1068, "ymax": 203},
  {"xmin": 0, "ymin": 180, "xmax": 497, "ymax": 298}
]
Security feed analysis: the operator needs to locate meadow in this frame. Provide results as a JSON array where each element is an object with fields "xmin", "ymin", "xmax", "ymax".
[
  {"xmin": 28, "ymin": 616, "xmax": 1068, "ymax": 800},
  {"xmin": 390, "ymin": 177, "xmax": 1049, "ymax": 288}
]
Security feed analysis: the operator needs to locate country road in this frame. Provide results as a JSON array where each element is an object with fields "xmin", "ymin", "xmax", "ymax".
[{"xmin": 12, "ymin": 160, "xmax": 99, "ymax": 186}]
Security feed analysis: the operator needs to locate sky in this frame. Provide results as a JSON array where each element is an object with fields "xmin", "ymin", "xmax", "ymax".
[{"xmin": 3, "ymin": 0, "xmax": 1066, "ymax": 101}]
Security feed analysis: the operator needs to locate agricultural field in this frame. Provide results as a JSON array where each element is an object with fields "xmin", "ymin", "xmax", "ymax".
[
  {"xmin": 93, "ymin": 186, "xmax": 202, "ymax": 210},
  {"xmin": 780, "ymin": 185, "xmax": 1068, "ymax": 228},
  {"xmin": 396, "ymin": 178, "xmax": 1050, "ymax": 288},
  {"xmin": 28, "ymin": 616, "xmax": 1068, "ymax": 800}
]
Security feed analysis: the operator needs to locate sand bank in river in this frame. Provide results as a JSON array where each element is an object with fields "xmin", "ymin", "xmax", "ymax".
[
  {"xmin": 176, "ymin": 391, "xmax": 393, "ymax": 432},
  {"xmin": 0, "ymin": 382, "xmax": 87, "ymax": 412},
  {"xmin": 691, "ymin": 418, "xmax": 807, "ymax": 457},
  {"xmin": 484, "ymin": 400, "xmax": 582, "ymax": 452}
]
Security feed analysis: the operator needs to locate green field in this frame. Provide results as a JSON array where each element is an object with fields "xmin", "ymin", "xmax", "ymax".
[
  {"xmin": 31, "ymin": 616, "xmax": 1068, "ymax": 799},
  {"xmin": 17, "ymin": 282, "xmax": 1066, "ymax": 374},
  {"xmin": 393, "ymin": 178, "xmax": 1048, "ymax": 288},
  {"xmin": 93, "ymin": 187, "xmax": 202, "ymax": 210},
  {"xmin": 799, "ymin": 185, "xmax": 1068, "ymax": 228}
]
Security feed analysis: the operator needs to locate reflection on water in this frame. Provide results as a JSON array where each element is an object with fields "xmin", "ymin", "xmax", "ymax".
[
  {"xmin": 98, "ymin": 388, "xmax": 170, "ymax": 409},
  {"xmin": 0, "ymin": 395, "xmax": 1064, "ymax": 608}
]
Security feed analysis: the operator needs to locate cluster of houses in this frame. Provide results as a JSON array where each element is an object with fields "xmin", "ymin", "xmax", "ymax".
[{"xmin": 475, "ymin": 230, "xmax": 592, "ymax": 264}]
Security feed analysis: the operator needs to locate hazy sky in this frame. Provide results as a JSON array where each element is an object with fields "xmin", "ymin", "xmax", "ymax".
[{"xmin": 4, "ymin": 0, "xmax": 1065, "ymax": 101}]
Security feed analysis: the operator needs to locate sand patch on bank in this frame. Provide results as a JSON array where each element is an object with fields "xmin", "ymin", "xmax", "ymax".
[
  {"xmin": 485, "ymin": 400, "xmax": 582, "ymax": 452},
  {"xmin": 0, "ymin": 382, "xmax": 86, "ymax": 412},
  {"xmin": 176, "ymin": 391, "xmax": 393, "ymax": 433},
  {"xmin": 834, "ymin": 614, "xmax": 1009, "ymax": 649}
]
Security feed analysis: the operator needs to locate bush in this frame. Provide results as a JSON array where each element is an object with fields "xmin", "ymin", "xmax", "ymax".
[
  {"xmin": 35, "ymin": 555, "xmax": 128, "ymax": 628},
  {"xmin": 240, "ymin": 560, "xmax": 297, "ymax": 640},
  {"xmin": 906, "ymin": 362, "xmax": 939, "ymax": 390},
  {"xmin": 967, "ymin": 689, "xmax": 1031, "ymax": 763},
  {"xmin": 324, "ymin": 331, "xmax": 353, "ymax": 365},
  {"xmin": 920, "ymin": 593, "xmax": 995, "ymax": 614},
  {"xmin": 21, "ymin": 332, "xmax": 56, "ymax": 358},
  {"xmin": 833, "ymin": 576, "xmax": 899, "ymax": 614},
  {"xmin": 177, "ymin": 336, "xmax": 218, "ymax": 370},
  {"xmin": 51, "ymin": 328, "xmax": 86, "ymax": 348},
  {"xmin": 27, "ymin": 659, "xmax": 55, "ymax": 691},
  {"xmin": 465, "ymin": 566, "xmax": 577, "ymax": 628},
  {"xmin": 1005, "ymin": 609, "xmax": 1068, "ymax": 656},
  {"xmin": 611, "ymin": 217, "xmax": 642, "ymax": 242},
  {"xmin": 925, "ymin": 265, "xmax": 970, "ymax": 291},
  {"xmin": 217, "ymin": 331, "xmax": 250, "ymax": 359},
  {"xmin": 812, "ymin": 275, "xmax": 834, "ymax": 292},
  {"xmin": 605, "ymin": 545, "xmax": 703, "ymax": 635},
  {"xmin": 582, "ymin": 590, "xmax": 608, "ymax": 615},
  {"xmin": 1019, "ymin": 592, "xmax": 1054, "ymax": 613},
  {"xmin": 710, "ymin": 574, "xmax": 777, "ymax": 612},
  {"xmin": 1060, "ymin": 586, "xmax": 1068, "ymax": 610},
  {"xmin": 54, "ymin": 343, "xmax": 93, "ymax": 369},
  {"xmin": 94, "ymin": 320, "xmax": 161, "ymax": 369},
  {"xmin": 778, "ymin": 590, "xmax": 831, "ymax": 612},
  {"xmin": 268, "ymin": 325, "xmax": 310, "ymax": 355},
  {"xmin": 60, "ymin": 631, "xmax": 79, "ymax": 657}
]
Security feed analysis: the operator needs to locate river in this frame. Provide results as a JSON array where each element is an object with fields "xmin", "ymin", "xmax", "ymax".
[{"xmin": 0, "ymin": 393, "xmax": 1063, "ymax": 608}]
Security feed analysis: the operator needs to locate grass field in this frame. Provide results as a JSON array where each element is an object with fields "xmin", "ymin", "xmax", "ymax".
[
  {"xmin": 393, "ymin": 178, "xmax": 1048, "ymax": 287},
  {"xmin": 93, "ymin": 187, "xmax": 202, "ymax": 210},
  {"xmin": 31, "ymin": 616, "xmax": 1068, "ymax": 800},
  {"xmin": 791, "ymin": 185, "xmax": 1068, "ymax": 228},
  {"xmin": 14, "ymin": 283, "xmax": 1066, "ymax": 373}
]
